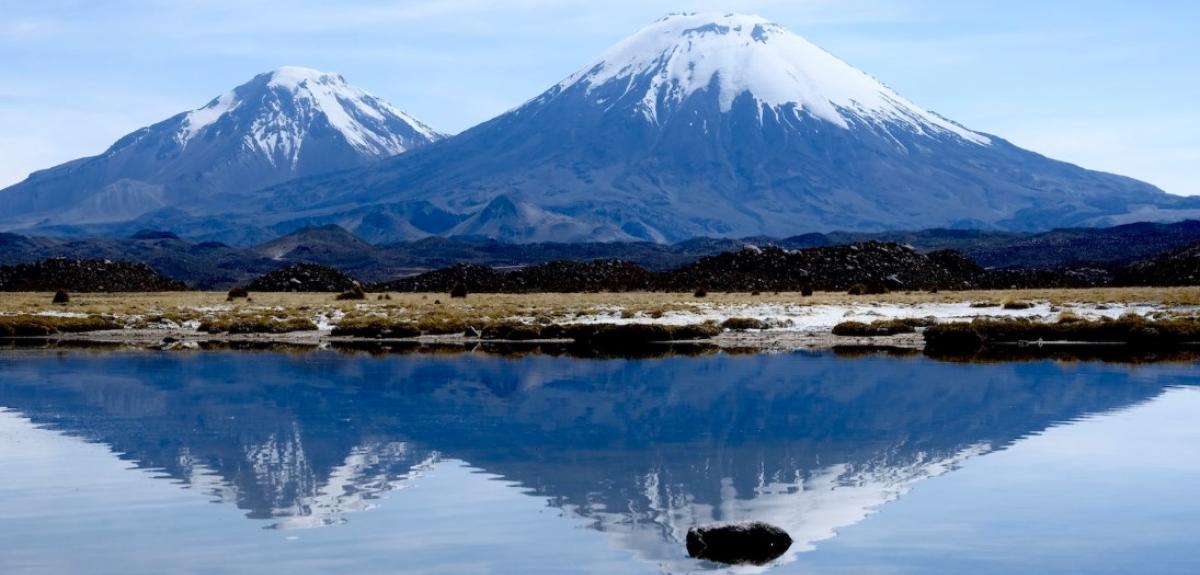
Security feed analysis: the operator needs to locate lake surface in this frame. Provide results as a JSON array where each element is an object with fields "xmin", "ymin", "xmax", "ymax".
[{"xmin": 0, "ymin": 348, "xmax": 1197, "ymax": 574}]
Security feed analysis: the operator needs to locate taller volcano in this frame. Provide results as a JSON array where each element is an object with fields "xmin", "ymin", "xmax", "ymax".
[
  {"xmin": 258, "ymin": 13, "xmax": 1190, "ymax": 242},
  {"xmin": 16, "ymin": 14, "xmax": 1196, "ymax": 243}
]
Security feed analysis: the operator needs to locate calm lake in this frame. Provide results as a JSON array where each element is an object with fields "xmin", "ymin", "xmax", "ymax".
[{"xmin": 0, "ymin": 348, "xmax": 1197, "ymax": 574}]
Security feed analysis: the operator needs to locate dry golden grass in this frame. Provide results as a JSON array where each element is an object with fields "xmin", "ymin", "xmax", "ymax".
[{"xmin": 0, "ymin": 287, "xmax": 1197, "ymax": 335}]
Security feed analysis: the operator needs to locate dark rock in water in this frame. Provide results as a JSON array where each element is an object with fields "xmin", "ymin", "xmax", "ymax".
[
  {"xmin": 0, "ymin": 258, "xmax": 187, "ymax": 292},
  {"xmin": 52, "ymin": 290, "xmax": 70, "ymax": 304},
  {"xmin": 686, "ymin": 522, "xmax": 792, "ymax": 566},
  {"xmin": 245, "ymin": 263, "xmax": 361, "ymax": 292}
]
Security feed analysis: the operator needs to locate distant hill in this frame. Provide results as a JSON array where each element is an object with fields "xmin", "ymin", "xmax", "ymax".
[
  {"xmin": 0, "ymin": 259, "xmax": 187, "ymax": 292},
  {"xmin": 2, "ymin": 220, "xmax": 1200, "ymax": 290}
]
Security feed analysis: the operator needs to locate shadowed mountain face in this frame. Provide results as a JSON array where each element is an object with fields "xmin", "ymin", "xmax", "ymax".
[
  {"xmin": 250, "ymin": 13, "xmax": 1198, "ymax": 243},
  {"xmin": 0, "ymin": 350, "xmax": 1186, "ymax": 570}
]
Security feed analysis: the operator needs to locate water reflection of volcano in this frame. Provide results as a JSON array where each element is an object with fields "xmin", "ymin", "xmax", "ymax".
[{"xmin": 0, "ymin": 351, "xmax": 1186, "ymax": 570}]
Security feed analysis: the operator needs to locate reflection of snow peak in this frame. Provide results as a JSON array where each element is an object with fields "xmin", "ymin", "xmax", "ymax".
[
  {"xmin": 269, "ymin": 444, "xmax": 440, "ymax": 530},
  {"xmin": 179, "ymin": 430, "xmax": 440, "ymax": 529},
  {"xmin": 564, "ymin": 443, "xmax": 991, "ymax": 572}
]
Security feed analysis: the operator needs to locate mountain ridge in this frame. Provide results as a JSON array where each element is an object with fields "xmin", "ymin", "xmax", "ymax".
[
  {"xmin": 3, "ymin": 14, "xmax": 1198, "ymax": 243},
  {"xmin": 247, "ymin": 13, "xmax": 1196, "ymax": 243},
  {"xmin": 0, "ymin": 66, "xmax": 442, "ymax": 229}
]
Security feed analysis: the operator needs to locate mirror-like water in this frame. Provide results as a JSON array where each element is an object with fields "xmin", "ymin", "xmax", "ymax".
[{"xmin": 0, "ymin": 350, "xmax": 1197, "ymax": 574}]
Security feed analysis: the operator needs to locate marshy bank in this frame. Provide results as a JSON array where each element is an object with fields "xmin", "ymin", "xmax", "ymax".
[{"xmin": 0, "ymin": 289, "xmax": 1196, "ymax": 357}]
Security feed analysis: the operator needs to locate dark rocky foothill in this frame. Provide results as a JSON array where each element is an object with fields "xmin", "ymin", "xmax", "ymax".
[
  {"xmin": 378, "ymin": 260, "xmax": 653, "ymax": 293},
  {"xmin": 1117, "ymin": 242, "xmax": 1200, "ymax": 286},
  {"xmin": 499, "ymin": 260, "xmax": 654, "ymax": 292},
  {"xmin": 0, "ymin": 258, "xmax": 187, "ymax": 292},
  {"xmin": 5, "ymin": 229, "xmax": 1200, "ymax": 296},
  {"xmin": 245, "ymin": 263, "xmax": 362, "ymax": 292},
  {"xmin": 686, "ymin": 522, "xmax": 793, "ymax": 566},
  {"xmin": 983, "ymin": 266, "xmax": 1116, "ymax": 289},
  {"xmin": 3, "ymin": 221, "xmax": 1200, "ymax": 290},
  {"xmin": 662, "ymin": 243, "xmax": 984, "ymax": 292},
  {"xmin": 380, "ymin": 243, "xmax": 992, "ymax": 293}
]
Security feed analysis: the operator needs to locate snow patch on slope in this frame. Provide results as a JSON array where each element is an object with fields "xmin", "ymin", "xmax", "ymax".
[
  {"xmin": 265, "ymin": 66, "xmax": 439, "ymax": 153},
  {"xmin": 178, "ymin": 91, "xmax": 239, "ymax": 145},
  {"xmin": 561, "ymin": 12, "xmax": 989, "ymax": 145}
]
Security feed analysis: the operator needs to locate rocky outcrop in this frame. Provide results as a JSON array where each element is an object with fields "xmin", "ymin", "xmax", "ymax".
[
  {"xmin": 661, "ymin": 243, "xmax": 986, "ymax": 292},
  {"xmin": 983, "ymin": 266, "xmax": 1116, "ymax": 289},
  {"xmin": 500, "ymin": 260, "xmax": 654, "ymax": 292},
  {"xmin": 378, "ymin": 260, "xmax": 656, "ymax": 293},
  {"xmin": 244, "ymin": 263, "xmax": 361, "ymax": 292},
  {"xmin": 379, "ymin": 264, "xmax": 502, "ymax": 293},
  {"xmin": 0, "ymin": 258, "xmax": 187, "ymax": 292},
  {"xmin": 379, "ymin": 243, "xmax": 990, "ymax": 293},
  {"xmin": 1117, "ymin": 242, "xmax": 1200, "ymax": 286}
]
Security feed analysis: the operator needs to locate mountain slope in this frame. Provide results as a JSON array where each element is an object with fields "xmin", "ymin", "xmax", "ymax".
[
  {"xmin": 0, "ymin": 67, "xmax": 441, "ymax": 228},
  {"xmin": 256, "ymin": 13, "xmax": 1195, "ymax": 243}
]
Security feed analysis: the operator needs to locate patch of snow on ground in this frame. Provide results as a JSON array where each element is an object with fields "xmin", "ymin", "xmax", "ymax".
[
  {"xmin": 33, "ymin": 311, "xmax": 90, "ymax": 318},
  {"xmin": 315, "ymin": 309, "xmax": 345, "ymax": 332},
  {"xmin": 564, "ymin": 302, "xmax": 1171, "ymax": 332}
]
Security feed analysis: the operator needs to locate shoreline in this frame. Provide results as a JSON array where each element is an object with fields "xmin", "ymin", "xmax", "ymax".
[
  {"xmin": 9, "ymin": 327, "xmax": 927, "ymax": 352},
  {"xmin": 2, "ymin": 288, "xmax": 1198, "ymax": 357}
]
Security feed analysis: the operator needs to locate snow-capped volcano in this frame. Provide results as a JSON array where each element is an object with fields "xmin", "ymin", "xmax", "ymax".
[
  {"xmin": 558, "ymin": 12, "xmax": 988, "ymax": 144},
  {"xmin": 251, "ymin": 12, "xmax": 1191, "ymax": 243},
  {"xmin": 179, "ymin": 66, "xmax": 439, "ymax": 165},
  {"xmin": 0, "ymin": 67, "xmax": 441, "ymax": 227}
]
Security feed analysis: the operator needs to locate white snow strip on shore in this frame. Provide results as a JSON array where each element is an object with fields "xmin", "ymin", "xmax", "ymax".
[{"xmin": 559, "ymin": 302, "xmax": 1179, "ymax": 332}]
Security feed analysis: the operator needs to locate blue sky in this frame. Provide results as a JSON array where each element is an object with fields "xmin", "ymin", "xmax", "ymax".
[{"xmin": 1, "ymin": 0, "xmax": 1196, "ymax": 195}]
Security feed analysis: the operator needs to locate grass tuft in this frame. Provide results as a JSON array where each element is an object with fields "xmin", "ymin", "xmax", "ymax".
[
  {"xmin": 198, "ymin": 315, "xmax": 318, "ymax": 334},
  {"xmin": 0, "ymin": 314, "xmax": 120, "ymax": 337},
  {"xmin": 925, "ymin": 315, "xmax": 1200, "ymax": 354},
  {"xmin": 721, "ymin": 317, "xmax": 769, "ymax": 331}
]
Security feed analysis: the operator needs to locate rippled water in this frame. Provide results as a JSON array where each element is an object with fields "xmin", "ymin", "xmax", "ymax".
[{"xmin": 0, "ymin": 349, "xmax": 1197, "ymax": 574}]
